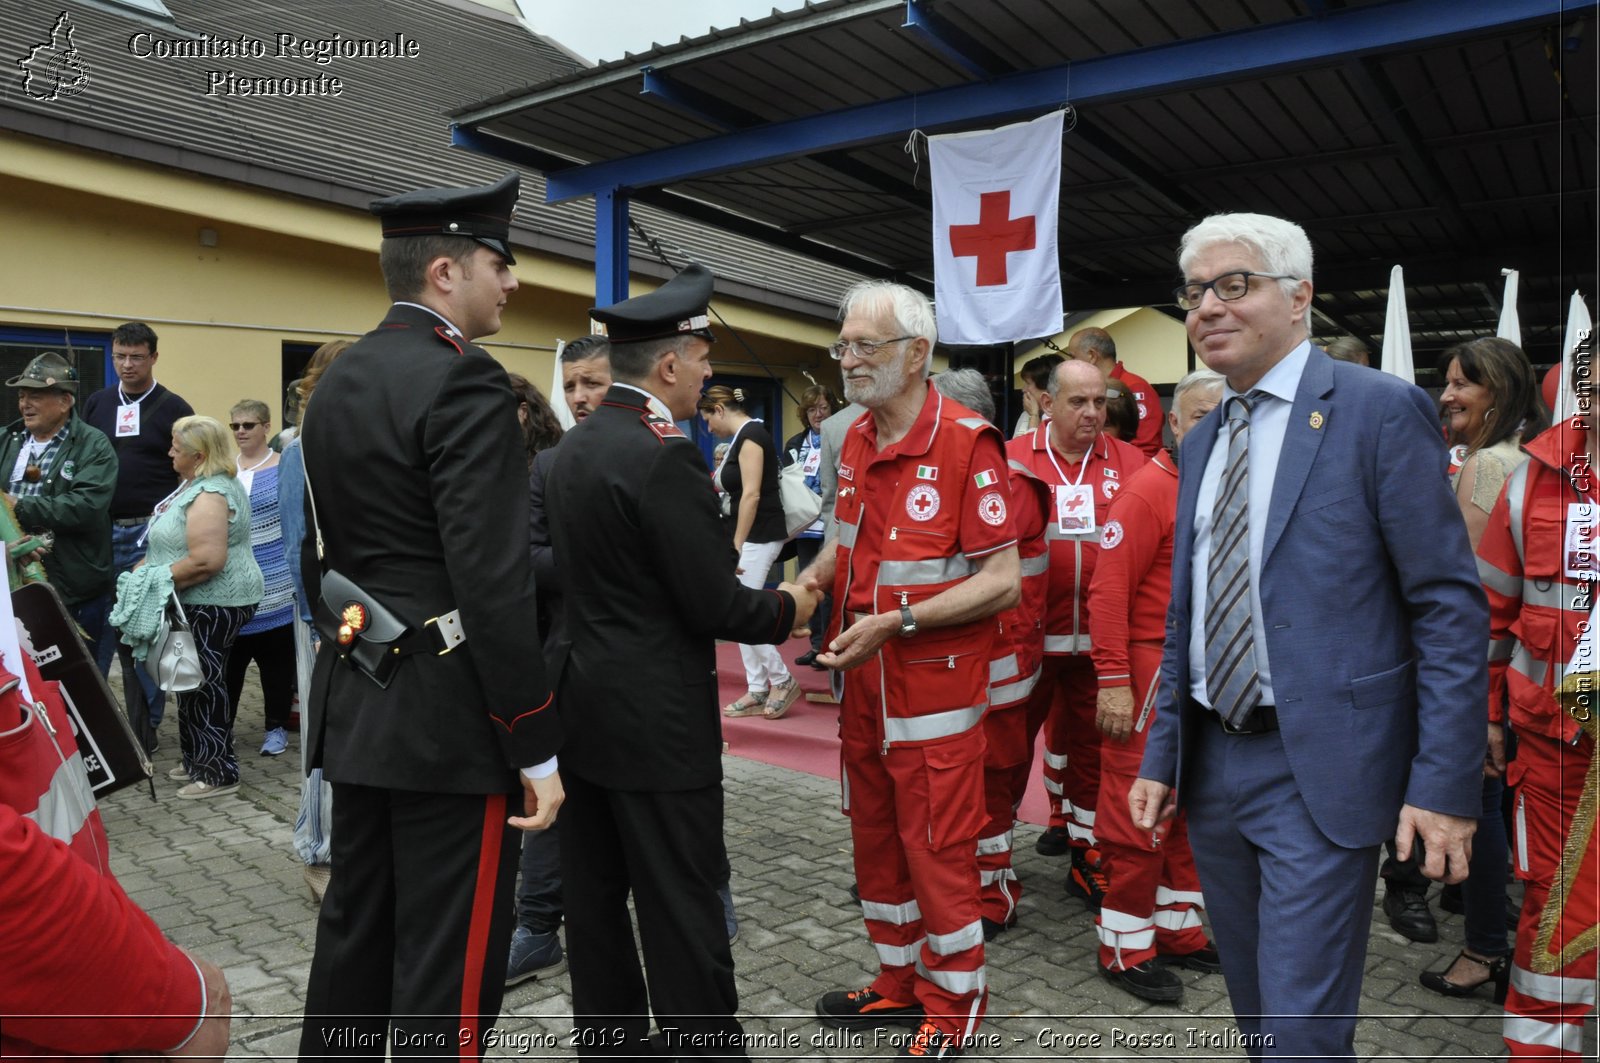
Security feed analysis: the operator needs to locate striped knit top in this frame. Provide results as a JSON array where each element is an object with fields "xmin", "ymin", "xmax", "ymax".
[{"xmin": 239, "ymin": 464, "xmax": 295, "ymax": 633}]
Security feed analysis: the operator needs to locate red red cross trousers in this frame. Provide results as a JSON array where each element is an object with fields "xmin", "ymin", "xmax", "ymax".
[{"xmin": 948, "ymin": 190, "xmax": 1037, "ymax": 286}]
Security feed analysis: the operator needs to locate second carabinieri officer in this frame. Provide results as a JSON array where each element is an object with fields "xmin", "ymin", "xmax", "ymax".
[
  {"xmin": 297, "ymin": 171, "xmax": 562, "ymax": 1061},
  {"xmin": 546, "ymin": 264, "xmax": 817, "ymax": 1060}
]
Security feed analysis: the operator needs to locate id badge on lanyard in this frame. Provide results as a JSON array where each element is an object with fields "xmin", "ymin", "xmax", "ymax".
[
  {"xmin": 1056, "ymin": 484, "xmax": 1096, "ymax": 534},
  {"xmin": 115, "ymin": 403, "xmax": 139, "ymax": 437},
  {"xmin": 1566, "ymin": 501, "xmax": 1598, "ymax": 579}
]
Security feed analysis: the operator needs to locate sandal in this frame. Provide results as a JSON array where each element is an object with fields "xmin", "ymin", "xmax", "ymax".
[
  {"xmin": 762, "ymin": 678, "xmax": 802, "ymax": 720},
  {"xmin": 723, "ymin": 691, "xmax": 768, "ymax": 717}
]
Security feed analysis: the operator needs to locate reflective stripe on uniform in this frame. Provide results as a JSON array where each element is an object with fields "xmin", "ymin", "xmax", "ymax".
[
  {"xmin": 1154, "ymin": 886, "xmax": 1205, "ymax": 908},
  {"xmin": 1476, "ymin": 554, "xmax": 1520, "ymax": 597},
  {"xmin": 1045, "ymin": 524, "xmax": 1098, "ymax": 542},
  {"xmin": 989, "ymin": 653, "xmax": 1020, "ymax": 684},
  {"xmin": 1503, "ymin": 1014, "xmax": 1585, "ymax": 1055},
  {"xmin": 915, "ymin": 958, "xmax": 987, "ymax": 996},
  {"xmin": 991, "ymin": 667, "xmax": 1040, "ymax": 706},
  {"xmin": 1043, "ymin": 778, "xmax": 1065, "ymax": 796},
  {"xmin": 975, "ymin": 831, "xmax": 1012, "ymax": 856},
  {"xmin": 862, "ymin": 898, "xmax": 923, "ymax": 925},
  {"xmin": 1153, "ymin": 908, "xmax": 1204, "ymax": 931},
  {"xmin": 1506, "ymin": 459, "xmax": 1530, "ymax": 563},
  {"xmin": 1043, "ymin": 750, "xmax": 1070, "ymax": 770},
  {"xmin": 883, "ymin": 704, "xmax": 984, "ymax": 743},
  {"xmin": 979, "ymin": 867, "xmax": 1018, "ymax": 886},
  {"xmin": 1512, "ymin": 965, "xmax": 1598, "ymax": 1005},
  {"xmin": 837, "ymin": 517, "xmax": 858, "ymax": 549},
  {"xmin": 875, "ymin": 940, "xmax": 922, "ymax": 968},
  {"xmin": 1512, "ymin": 645, "xmax": 1556, "ymax": 689},
  {"xmin": 878, "ymin": 556, "xmax": 977, "ymax": 586},
  {"xmin": 926, "ymin": 920, "xmax": 984, "ymax": 955},
  {"xmin": 1020, "ymin": 552, "xmax": 1050, "ymax": 576},
  {"xmin": 1044, "ymin": 633, "xmax": 1092, "ymax": 653},
  {"xmin": 25, "ymin": 748, "xmax": 98, "ymax": 847}
]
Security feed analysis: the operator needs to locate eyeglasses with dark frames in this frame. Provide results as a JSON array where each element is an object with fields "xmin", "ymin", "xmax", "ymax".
[{"xmin": 1173, "ymin": 271, "xmax": 1299, "ymax": 312}]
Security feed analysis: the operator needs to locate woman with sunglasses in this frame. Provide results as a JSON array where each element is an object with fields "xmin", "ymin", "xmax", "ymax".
[{"xmin": 222, "ymin": 400, "xmax": 297, "ymax": 758}]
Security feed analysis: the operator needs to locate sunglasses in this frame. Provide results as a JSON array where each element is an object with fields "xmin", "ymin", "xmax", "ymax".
[{"xmin": 229, "ymin": 421, "xmax": 263, "ymax": 431}]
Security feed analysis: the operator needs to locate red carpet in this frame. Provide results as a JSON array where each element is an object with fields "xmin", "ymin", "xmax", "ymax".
[{"xmin": 716, "ymin": 639, "xmax": 1052, "ymax": 826}]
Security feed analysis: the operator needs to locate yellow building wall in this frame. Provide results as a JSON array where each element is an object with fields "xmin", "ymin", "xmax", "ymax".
[
  {"xmin": 0, "ymin": 132, "xmax": 837, "ymax": 443},
  {"xmin": 1015, "ymin": 306, "xmax": 1191, "ymax": 389}
]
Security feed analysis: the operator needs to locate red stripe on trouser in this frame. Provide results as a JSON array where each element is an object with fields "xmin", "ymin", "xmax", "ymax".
[
  {"xmin": 459, "ymin": 793, "xmax": 509, "ymax": 1059},
  {"xmin": 1017, "ymin": 655, "xmax": 1099, "ymax": 838},
  {"xmin": 1503, "ymin": 734, "xmax": 1595, "ymax": 1060},
  {"xmin": 843, "ymin": 660, "xmax": 988, "ymax": 1038},
  {"xmin": 979, "ymin": 704, "xmax": 1029, "ymax": 923},
  {"xmin": 1095, "ymin": 642, "xmax": 1205, "ymax": 970}
]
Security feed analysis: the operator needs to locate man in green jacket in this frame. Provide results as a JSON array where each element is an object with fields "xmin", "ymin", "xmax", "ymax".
[{"xmin": 1, "ymin": 352, "xmax": 118, "ymax": 644}]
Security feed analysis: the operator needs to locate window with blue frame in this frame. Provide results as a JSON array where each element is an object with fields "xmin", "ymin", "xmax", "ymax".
[{"xmin": 0, "ymin": 326, "xmax": 111, "ymax": 418}]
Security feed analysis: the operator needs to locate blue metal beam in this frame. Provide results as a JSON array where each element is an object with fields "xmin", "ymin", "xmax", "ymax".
[
  {"xmin": 540, "ymin": 0, "xmax": 1564, "ymax": 203},
  {"xmin": 639, "ymin": 68, "xmax": 759, "ymax": 131},
  {"xmin": 900, "ymin": 0, "xmax": 1004, "ymax": 78},
  {"xmin": 594, "ymin": 188, "xmax": 630, "ymax": 305}
]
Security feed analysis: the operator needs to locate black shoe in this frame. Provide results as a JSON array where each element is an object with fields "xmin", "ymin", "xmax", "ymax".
[
  {"xmin": 1383, "ymin": 887, "xmax": 1438, "ymax": 943},
  {"xmin": 797, "ymin": 650, "xmax": 819, "ymax": 667},
  {"xmin": 897, "ymin": 1020, "xmax": 963, "ymax": 1059},
  {"xmin": 1419, "ymin": 950, "xmax": 1510, "ymax": 1004},
  {"xmin": 1034, "ymin": 826, "xmax": 1071, "ymax": 855},
  {"xmin": 1438, "ymin": 882, "xmax": 1464, "ymax": 915},
  {"xmin": 1065, "ymin": 848, "xmax": 1109, "ymax": 912},
  {"xmin": 981, "ymin": 914, "xmax": 1016, "ymax": 940},
  {"xmin": 816, "ymin": 987, "xmax": 923, "ymax": 1030},
  {"xmin": 1101, "ymin": 959, "xmax": 1183, "ymax": 1003},
  {"xmin": 847, "ymin": 881, "xmax": 860, "ymax": 904},
  {"xmin": 1159, "ymin": 942, "xmax": 1222, "ymax": 973},
  {"xmin": 144, "ymin": 730, "xmax": 160, "ymax": 755}
]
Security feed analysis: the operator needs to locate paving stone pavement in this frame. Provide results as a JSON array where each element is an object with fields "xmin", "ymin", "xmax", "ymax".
[{"xmin": 98, "ymin": 674, "xmax": 1542, "ymax": 1060}]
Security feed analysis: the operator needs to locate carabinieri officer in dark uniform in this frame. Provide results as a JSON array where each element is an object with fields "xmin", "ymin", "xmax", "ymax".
[
  {"xmin": 297, "ymin": 172, "xmax": 562, "ymax": 1061},
  {"xmin": 547, "ymin": 265, "xmax": 817, "ymax": 1059}
]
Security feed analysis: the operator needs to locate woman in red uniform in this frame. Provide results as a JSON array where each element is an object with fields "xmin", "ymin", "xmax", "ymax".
[{"xmin": 1476, "ymin": 346, "xmax": 1598, "ymax": 1059}]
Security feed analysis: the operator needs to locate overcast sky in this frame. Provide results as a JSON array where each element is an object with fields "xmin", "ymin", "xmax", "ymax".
[{"xmin": 520, "ymin": 0, "xmax": 807, "ymax": 63}]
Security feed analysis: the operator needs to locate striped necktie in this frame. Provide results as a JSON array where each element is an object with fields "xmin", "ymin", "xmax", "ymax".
[{"xmin": 1205, "ymin": 390, "xmax": 1266, "ymax": 727}]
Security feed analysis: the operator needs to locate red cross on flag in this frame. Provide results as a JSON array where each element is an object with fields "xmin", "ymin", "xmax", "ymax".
[{"xmin": 930, "ymin": 110, "xmax": 1064, "ymax": 345}]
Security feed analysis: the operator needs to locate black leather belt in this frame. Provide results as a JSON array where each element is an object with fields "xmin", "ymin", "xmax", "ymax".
[{"xmin": 1217, "ymin": 705, "xmax": 1278, "ymax": 735}]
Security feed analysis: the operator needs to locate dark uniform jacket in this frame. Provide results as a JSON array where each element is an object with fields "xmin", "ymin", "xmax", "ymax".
[
  {"xmin": 547, "ymin": 384, "xmax": 796, "ymax": 792},
  {"xmin": 300, "ymin": 304, "xmax": 559, "ymax": 793},
  {"xmin": 0, "ymin": 414, "xmax": 117, "ymax": 605}
]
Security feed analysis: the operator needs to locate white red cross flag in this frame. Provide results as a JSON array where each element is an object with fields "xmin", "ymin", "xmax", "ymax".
[{"xmin": 929, "ymin": 110, "xmax": 1064, "ymax": 345}]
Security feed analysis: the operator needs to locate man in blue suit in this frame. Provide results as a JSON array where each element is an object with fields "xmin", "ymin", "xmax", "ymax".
[{"xmin": 1130, "ymin": 213, "xmax": 1486, "ymax": 1061}]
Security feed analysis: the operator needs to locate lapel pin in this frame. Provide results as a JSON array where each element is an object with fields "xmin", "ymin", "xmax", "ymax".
[{"xmin": 1309, "ymin": 411, "xmax": 1325, "ymax": 430}]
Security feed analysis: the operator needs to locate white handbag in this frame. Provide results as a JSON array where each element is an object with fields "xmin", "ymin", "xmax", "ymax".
[
  {"xmin": 778, "ymin": 460, "xmax": 823, "ymax": 540},
  {"xmin": 152, "ymin": 593, "xmax": 203, "ymax": 693}
]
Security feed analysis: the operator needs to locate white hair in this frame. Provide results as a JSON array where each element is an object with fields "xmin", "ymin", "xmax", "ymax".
[
  {"xmin": 839, "ymin": 280, "xmax": 937, "ymax": 378},
  {"xmin": 931, "ymin": 368, "xmax": 994, "ymax": 422},
  {"xmin": 1173, "ymin": 368, "xmax": 1226, "ymax": 407},
  {"xmin": 1178, "ymin": 213, "xmax": 1314, "ymax": 331}
]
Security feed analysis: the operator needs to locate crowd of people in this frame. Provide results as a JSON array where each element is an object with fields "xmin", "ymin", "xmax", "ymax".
[{"xmin": 1, "ymin": 171, "xmax": 1592, "ymax": 1063}]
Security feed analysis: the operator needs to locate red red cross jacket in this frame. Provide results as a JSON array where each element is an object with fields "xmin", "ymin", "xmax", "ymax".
[
  {"xmin": 1005, "ymin": 426, "xmax": 1147, "ymax": 657},
  {"xmin": 833, "ymin": 387, "xmax": 1015, "ymax": 746}
]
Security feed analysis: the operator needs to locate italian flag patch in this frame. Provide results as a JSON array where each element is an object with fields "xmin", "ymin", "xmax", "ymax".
[
  {"xmin": 916, "ymin": 464, "xmax": 939, "ymax": 480},
  {"xmin": 973, "ymin": 468, "xmax": 998, "ymax": 488}
]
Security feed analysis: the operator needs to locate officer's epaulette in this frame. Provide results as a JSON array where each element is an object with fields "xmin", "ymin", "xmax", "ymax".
[{"xmin": 643, "ymin": 413, "xmax": 685, "ymax": 443}]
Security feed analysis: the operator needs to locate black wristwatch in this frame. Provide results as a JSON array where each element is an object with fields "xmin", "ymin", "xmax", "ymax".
[{"xmin": 898, "ymin": 603, "xmax": 918, "ymax": 638}]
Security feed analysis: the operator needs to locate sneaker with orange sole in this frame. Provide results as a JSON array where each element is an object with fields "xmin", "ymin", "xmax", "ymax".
[{"xmin": 815, "ymin": 986, "xmax": 922, "ymax": 1029}]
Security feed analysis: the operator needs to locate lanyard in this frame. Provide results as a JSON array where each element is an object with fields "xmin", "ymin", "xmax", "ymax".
[
  {"xmin": 118, "ymin": 381, "xmax": 159, "ymax": 406},
  {"xmin": 1045, "ymin": 434, "xmax": 1097, "ymax": 488}
]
